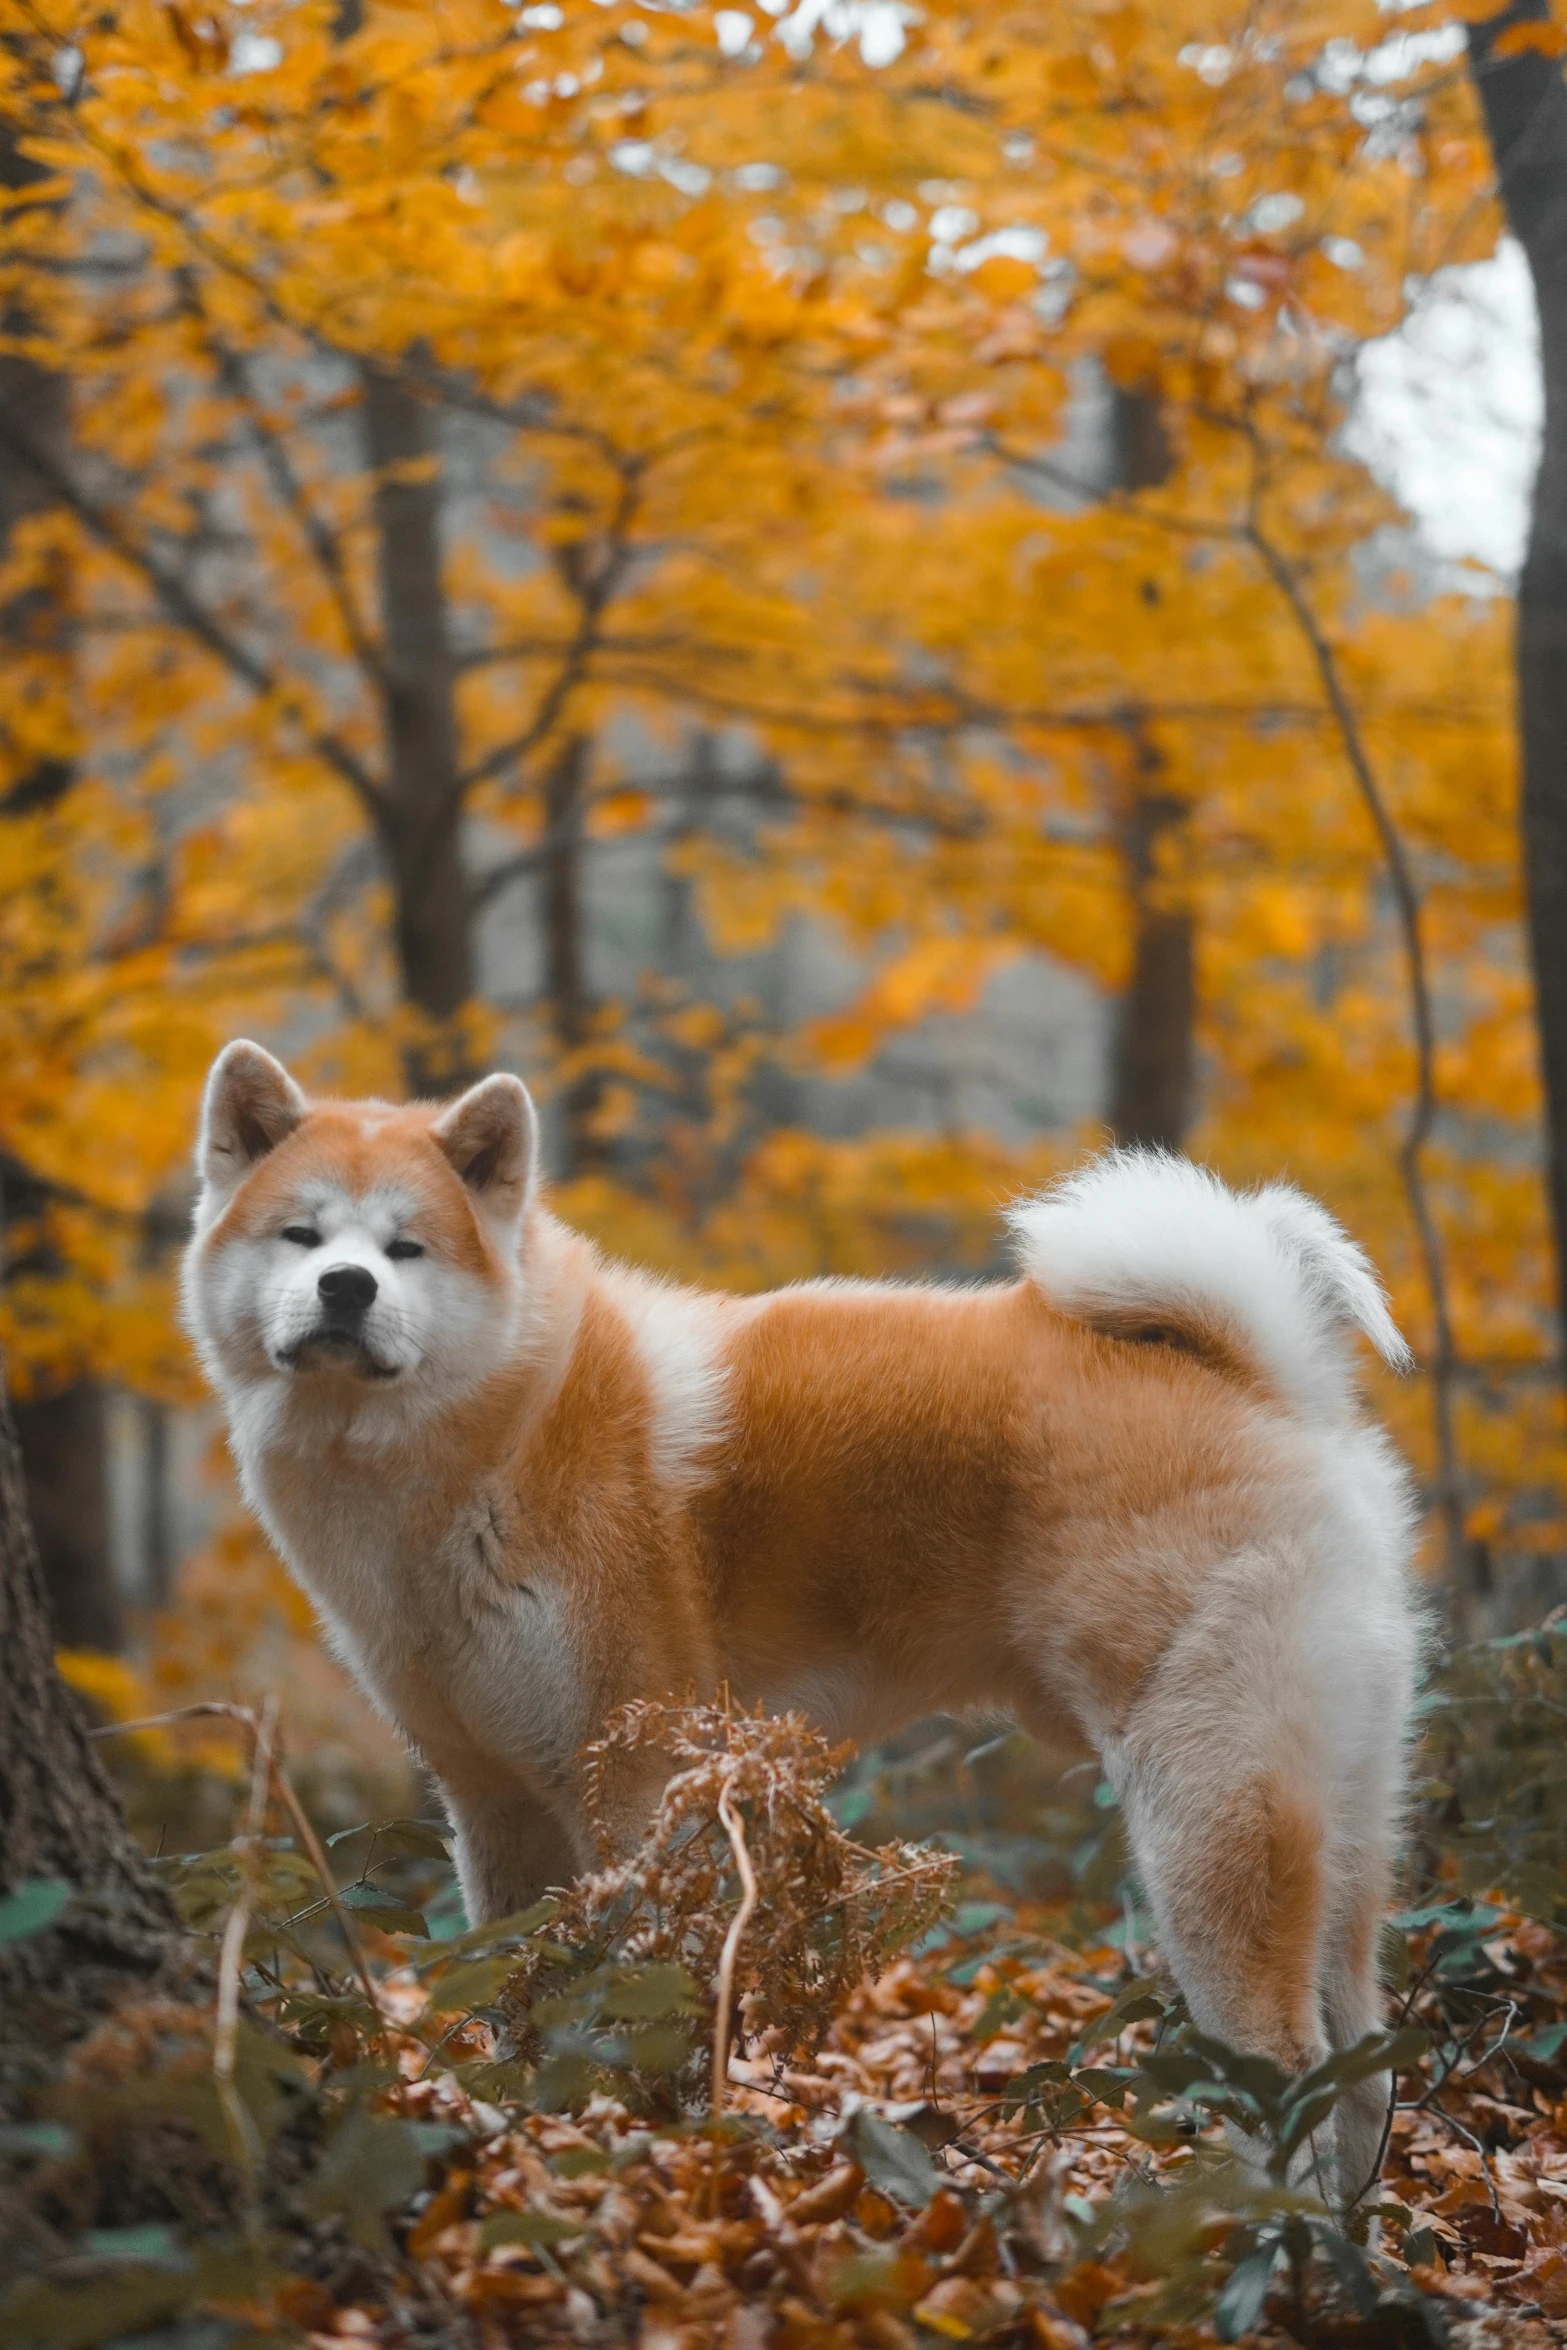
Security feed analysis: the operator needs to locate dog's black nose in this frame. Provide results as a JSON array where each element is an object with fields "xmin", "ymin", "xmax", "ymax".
[{"xmin": 318, "ymin": 1263, "xmax": 377, "ymax": 1313}]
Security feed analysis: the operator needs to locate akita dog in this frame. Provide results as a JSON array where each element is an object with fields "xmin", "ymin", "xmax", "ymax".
[{"xmin": 184, "ymin": 1040, "xmax": 1418, "ymax": 2197}]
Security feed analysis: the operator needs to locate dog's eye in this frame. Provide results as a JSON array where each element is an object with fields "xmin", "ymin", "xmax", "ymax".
[
  {"xmin": 280, "ymin": 1226, "xmax": 321, "ymax": 1249},
  {"xmin": 386, "ymin": 1238, "xmax": 425, "ymax": 1262}
]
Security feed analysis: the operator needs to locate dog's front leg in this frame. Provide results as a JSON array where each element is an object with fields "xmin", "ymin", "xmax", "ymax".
[{"xmin": 442, "ymin": 1773, "xmax": 586, "ymax": 1927}]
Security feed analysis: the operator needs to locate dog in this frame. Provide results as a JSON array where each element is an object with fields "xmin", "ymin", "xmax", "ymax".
[{"xmin": 183, "ymin": 1039, "xmax": 1418, "ymax": 2199}]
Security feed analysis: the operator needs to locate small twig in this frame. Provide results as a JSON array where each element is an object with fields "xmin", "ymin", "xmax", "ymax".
[
  {"xmin": 942, "ymin": 2136, "xmax": 1013, "ymax": 2183},
  {"xmin": 89, "ymin": 1700, "xmax": 259, "ymax": 1739},
  {"xmin": 93, "ymin": 1697, "xmax": 393, "ymax": 2055},
  {"xmin": 1348, "ymin": 1949, "xmax": 1449, "ymax": 2210},
  {"xmin": 270, "ymin": 1758, "xmax": 392, "ymax": 2057},
  {"xmin": 803, "ymin": 1854, "xmax": 954, "ymax": 1925},
  {"xmin": 413, "ymin": 2009, "xmax": 483, "ymax": 2085},
  {"xmin": 213, "ymin": 1694, "xmax": 277, "ymax": 2236},
  {"xmin": 1355, "ymin": 2064, "xmax": 1403, "ymax": 2217},
  {"xmin": 1404, "ymin": 2003, "xmax": 1518, "ymax": 2121},
  {"xmin": 712, "ymin": 1773, "xmax": 759, "ymax": 2122},
  {"xmin": 1353, "ymin": 1947, "xmax": 1519, "ymax": 2208},
  {"xmin": 1426, "ymin": 2105, "xmax": 1504, "ymax": 2220},
  {"xmin": 1359, "ymin": 1989, "xmax": 1518, "ymax": 2219}
]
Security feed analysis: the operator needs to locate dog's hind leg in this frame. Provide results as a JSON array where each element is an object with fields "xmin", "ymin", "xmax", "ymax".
[
  {"xmin": 1312, "ymin": 1600, "xmax": 1415, "ymax": 2210},
  {"xmin": 1317, "ymin": 1846, "xmax": 1396, "ymax": 2213},
  {"xmin": 1316, "ymin": 1675, "xmax": 1410, "ymax": 2211},
  {"xmin": 1106, "ymin": 1585, "xmax": 1339, "ymax": 2196},
  {"xmin": 1118, "ymin": 1747, "xmax": 1332, "ymax": 2058},
  {"xmin": 1117, "ymin": 1751, "xmax": 1341, "ymax": 2196}
]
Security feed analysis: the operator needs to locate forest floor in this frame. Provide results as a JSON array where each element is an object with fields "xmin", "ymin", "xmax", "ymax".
[
  {"xmin": 274, "ymin": 1892, "xmax": 1567, "ymax": 2350},
  {"xmin": 8, "ymin": 1635, "xmax": 1567, "ymax": 2350}
]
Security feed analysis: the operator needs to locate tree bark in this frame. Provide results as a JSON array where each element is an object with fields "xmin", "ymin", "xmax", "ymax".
[
  {"xmin": 1467, "ymin": 1, "xmax": 1567, "ymax": 1351},
  {"xmin": 0, "ymin": 1378, "xmax": 181, "ymax": 2041},
  {"xmin": 1109, "ymin": 771, "xmax": 1196, "ymax": 1152},
  {"xmin": 0, "ymin": 110, "xmax": 123, "ymax": 1652},
  {"xmin": 360, "ymin": 364, "xmax": 473, "ymax": 1088},
  {"xmin": 12, "ymin": 1385, "xmax": 121, "ymax": 1651},
  {"xmin": 0, "ymin": 112, "xmax": 72, "ymax": 820},
  {"xmin": 1109, "ymin": 382, "xmax": 1174, "ymax": 496},
  {"xmin": 1100, "ymin": 392, "xmax": 1196, "ymax": 1152},
  {"xmin": 137, "ymin": 1393, "xmax": 173, "ymax": 1608}
]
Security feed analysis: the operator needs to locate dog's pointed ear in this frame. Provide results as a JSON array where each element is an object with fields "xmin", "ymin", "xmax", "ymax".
[
  {"xmin": 197, "ymin": 1041, "xmax": 306, "ymax": 1202},
  {"xmin": 431, "ymin": 1073, "xmax": 537, "ymax": 1231}
]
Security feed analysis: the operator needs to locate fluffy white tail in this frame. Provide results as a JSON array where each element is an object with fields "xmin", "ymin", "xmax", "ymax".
[{"xmin": 1007, "ymin": 1150, "xmax": 1411, "ymax": 1421}]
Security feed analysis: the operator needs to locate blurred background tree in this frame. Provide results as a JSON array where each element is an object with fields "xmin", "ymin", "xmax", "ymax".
[
  {"xmin": 1465, "ymin": 0, "xmax": 1567, "ymax": 1409},
  {"xmin": 0, "ymin": 0, "xmax": 1555, "ymax": 1779}
]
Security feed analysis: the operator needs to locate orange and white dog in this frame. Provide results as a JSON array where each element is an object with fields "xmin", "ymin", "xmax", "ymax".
[{"xmin": 184, "ymin": 1040, "xmax": 1418, "ymax": 2196}]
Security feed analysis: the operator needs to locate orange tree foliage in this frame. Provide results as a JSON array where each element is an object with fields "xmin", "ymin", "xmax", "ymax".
[{"xmin": 0, "ymin": 0, "xmax": 1553, "ymax": 1608}]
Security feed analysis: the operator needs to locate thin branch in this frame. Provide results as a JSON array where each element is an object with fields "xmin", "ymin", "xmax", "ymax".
[
  {"xmin": 453, "ymin": 460, "xmax": 646, "ymax": 797},
  {"xmin": 90, "ymin": 1704, "xmax": 280, "ymax": 1740},
  {"xmin": 271, "ymin": 1755, "xmax": 391, "ymax": 2056},
  {"xmin": 201, "ymin": 322, "xmax": 387, "ymax": 690},
  {"xmin": 91, "ymin": 1698, "xmax": 391, "ymax": 2051},
  {"xmin": 453, "ymin": 629, "xmax": 701, "ymax": 674},
  {"xmin": 468, "ymin": 778, "xmax": 659, "ymax": 912},
  {"xmin": 470, "ymin": 821, "xmax": 578, "ymax": 914},
  {"xmin": 595, "ymin": 657, "xmax": 1338, "ymax": 745},
  {"xmin": 213, "ymin": 1692, "xmax": 277, "ymax": 2238},
  {"xmin": 0, "ymin": 403, "xmax": 386, "ymax": 820},
  {"xmin": 1247, "ymin": 515, "xmax": 1466, "ymax": 1582}
]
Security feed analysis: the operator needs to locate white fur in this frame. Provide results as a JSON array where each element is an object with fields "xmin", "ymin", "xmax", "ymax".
[
  {"xmin": 1099, "ymin": 1412, "xmax": 1420, "ymax": 2199},
  {"xmin": 186, "ymin": 1080, "xmax": 1421, "ymax": 2205},
  {"xmin": 1006, "ymin": 1152, "xmax": 1421, "ymax": 2199},
  {"xmin": 183, "ymin": 1176, "xmax": 521, "ymax": 1445},
  {"xmin": 239, "ymin": 1438, "xmax": 591, "ymax": 1922},
  {"xmin": 1007, "ymin": 1148, "xmax": 1412, "ymax": 1422},
  {"xmin": 596, "ymin": 1267, "xmax": 733, "ymax": 1491}
]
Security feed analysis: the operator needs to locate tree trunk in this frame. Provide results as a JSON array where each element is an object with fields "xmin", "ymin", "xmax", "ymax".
[
  {"xmin": 0, "ymin": 115, "xmax": 72, "ymax": 821},
  {"xmin": 1101, "ymin": 392, "xmax": 1195, "ymax": 1152},
  {"xmin": 543, "ymin": 732, "xmax": 603, "ymax": 1176},
  {"xmin": 1109, "ymin": 772, "xmax": 1196, "ymax": 1152},
  {"xmin": 12, "ymin": 1385, "xmax": 121, "ymax": 1652},
  {"xmin": 137, "ymin": 1393, "xmax": 173, "ymax": 1608},
  {"xmin": 360, "ymin": 364, "xmax": 473, "ymax": 1089},
  {"xmin": 1468, "ymin": 1, "xmax": 1567, "ymax": 1354},
  {"xmin": 1109, "ymin": 382, "xmax": 1174, "ymax": 495},
  {"xmin": 0, "ymin": 111, "xmax": 123, "ymax": 1653},
  {"xmin": 0, "ymin": 1379, "xmax": 181, "ymax": 2044}
]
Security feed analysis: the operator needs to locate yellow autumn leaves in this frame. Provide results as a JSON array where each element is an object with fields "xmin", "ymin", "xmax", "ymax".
[{"xmin": 0, "ymin": 0, "xmax": 1553, "ymax": 1575}]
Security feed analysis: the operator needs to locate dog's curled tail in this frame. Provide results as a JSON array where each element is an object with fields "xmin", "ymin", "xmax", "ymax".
[{"xmin": 1007, "ymin": 1149, "xmax": 1412, "ymax": 1421}]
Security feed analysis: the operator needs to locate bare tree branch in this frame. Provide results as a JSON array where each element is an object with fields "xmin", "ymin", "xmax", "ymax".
[
  {"xmin": 1248, "ymin": 515, "xmax": 1467, "ymax": 1590},
  {"xmin": 0, "ymin": 403, "xmax": 386, "ymax": 819},
  {"xmin": 454, "ymin": 457, "xmax": 646, "ymax": 795},
  {"xmin": 198, "ymin": 317, "xmax": 388, "ymax": 691}
]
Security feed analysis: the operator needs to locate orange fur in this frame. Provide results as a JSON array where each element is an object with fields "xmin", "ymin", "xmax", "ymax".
[{"xmin": 184, "ymin": 1046, "xmax": 1418, "ymax": 2203}]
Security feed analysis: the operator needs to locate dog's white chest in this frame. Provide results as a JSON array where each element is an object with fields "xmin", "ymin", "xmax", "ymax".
[{"xmin": 246, "ymin": 1438, "xmax": 583, "ymax": 1791}]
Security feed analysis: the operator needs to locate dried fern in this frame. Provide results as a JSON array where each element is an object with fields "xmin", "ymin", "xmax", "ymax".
[{"xmin": 501, "ymin": 1697, "xmax": 956, "ymax": 2097}]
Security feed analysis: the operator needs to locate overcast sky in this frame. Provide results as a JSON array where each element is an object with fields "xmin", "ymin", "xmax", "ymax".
[{"xmin": 1345, "ymin": 238, "xmax": 1541, "ymax": 580}]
